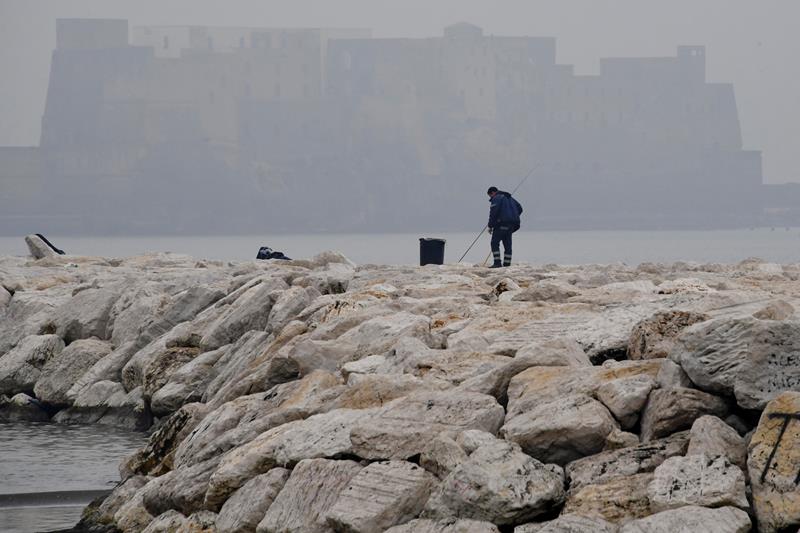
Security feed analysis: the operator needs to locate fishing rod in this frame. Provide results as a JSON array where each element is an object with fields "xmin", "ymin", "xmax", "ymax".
[{"xmin": 457, "ymin": 164, "xmax": 539, "ymax": 264}]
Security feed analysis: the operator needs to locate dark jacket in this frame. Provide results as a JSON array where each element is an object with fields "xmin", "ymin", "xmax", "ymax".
[{"xmin": 488, "ymin": 191, "xmax": 523, "ymax": 230}]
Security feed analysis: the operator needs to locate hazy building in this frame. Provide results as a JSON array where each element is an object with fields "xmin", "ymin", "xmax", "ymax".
[{"xmin": 0, "ymin": 19, "xmax": 765, "ymax": 234}]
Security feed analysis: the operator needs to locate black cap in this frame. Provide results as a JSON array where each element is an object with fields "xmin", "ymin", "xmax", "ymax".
[{"xmin": 487, "ymin": 186, "xmax": 498, "ymax": 194}]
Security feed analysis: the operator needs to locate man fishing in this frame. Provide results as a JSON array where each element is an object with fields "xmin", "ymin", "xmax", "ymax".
[{"xmin": 487, "ymin": 186, "xmax": 523, "ymax": 268}]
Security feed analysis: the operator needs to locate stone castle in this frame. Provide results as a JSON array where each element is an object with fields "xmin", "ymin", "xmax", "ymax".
[{"xmin": 0, "ymin": 19, "xmax": 765, "ymax": 234}]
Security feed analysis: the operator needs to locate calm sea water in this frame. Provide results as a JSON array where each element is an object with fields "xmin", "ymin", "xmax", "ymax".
[
  {"xmin": 1, "ymin": 229, "xmax": 800, "ymax": 265},
  {"xmin": 0, "ymin": 423, "xmax": 146, "ymax": 533}
]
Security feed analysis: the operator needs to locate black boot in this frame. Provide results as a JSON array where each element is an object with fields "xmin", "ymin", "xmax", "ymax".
[{"xmin": 503, "ymin": 254, "xmax": 512, "ymax": 267}]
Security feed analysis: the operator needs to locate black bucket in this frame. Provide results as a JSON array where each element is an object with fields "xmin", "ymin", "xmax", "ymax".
[{"xmin": 419, "ymin": 238, "xmax": 446, "ymax": 266}]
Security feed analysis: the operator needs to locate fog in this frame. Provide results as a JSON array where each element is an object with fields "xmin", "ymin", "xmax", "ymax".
[{"xmin": 1, "ymin": 0, "xmax": 799, "ymax": 236}]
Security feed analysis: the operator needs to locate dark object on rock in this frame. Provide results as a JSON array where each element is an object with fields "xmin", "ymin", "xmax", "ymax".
[
  {"xmin": 420, "ymin": 238, "xmax": 446, "ymax": 266},
  {"xmin": 36, "ymin": 233, "xmax": 66, "ymax": 254},
  {"xmin": 257, "ymin": 247, "xmax": 291, "ymax": 260}
]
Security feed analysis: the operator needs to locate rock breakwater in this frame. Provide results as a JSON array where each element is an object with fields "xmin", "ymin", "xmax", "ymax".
[{"xmin": 2, "ymin": 242, "xmax": 800, "ymax": 532}]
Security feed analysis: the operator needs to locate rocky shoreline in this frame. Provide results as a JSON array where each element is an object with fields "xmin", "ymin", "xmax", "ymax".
[{"xmin": 2, "ymin": 237, "xmax": 800, "ymax": 532}]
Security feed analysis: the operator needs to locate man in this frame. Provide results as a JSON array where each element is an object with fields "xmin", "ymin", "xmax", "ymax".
[{"xmin": 487, "ymin": 186, "xmax": 523, "ymax": 268}]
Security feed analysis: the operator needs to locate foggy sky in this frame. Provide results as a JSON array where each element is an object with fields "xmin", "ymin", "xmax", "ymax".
[{"xmin": 0, "ymin": 0, "xmax": 798, "ymax": 183}]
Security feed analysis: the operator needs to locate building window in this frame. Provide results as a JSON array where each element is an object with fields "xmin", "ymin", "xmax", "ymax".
[
  {"xmin": 207, "ymin": 37, "xmax": 214, "ymax": 51},
  {"xmin": 209, "ymin": 91, "xmax": 215, "ymax": 103},
  {"xmin": 239, "ymin": 36, "xmax": 245, "ymax": 48},
  {"xmin": 163, "ymin": 36, "xmax": 169, "ymax": 49}
]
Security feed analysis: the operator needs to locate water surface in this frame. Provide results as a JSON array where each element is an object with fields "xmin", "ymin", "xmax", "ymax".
[
  {"xmin": 2, "ymin": 229, "xmax": 799, "ymax": 265},
  {"xmin": 0, "ymin": 422, "xmax": 146, "ymax": 533}
]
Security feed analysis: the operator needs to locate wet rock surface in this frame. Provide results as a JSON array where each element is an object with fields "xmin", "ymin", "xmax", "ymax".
[{"xmin": 3, "ymin": 249, "xmax": 800, "ymax": 532}]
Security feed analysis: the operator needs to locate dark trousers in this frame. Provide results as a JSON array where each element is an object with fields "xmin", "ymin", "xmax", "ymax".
[{"xmin": 490, "ymin": 228, "xmax": 512, "ymax": 266}]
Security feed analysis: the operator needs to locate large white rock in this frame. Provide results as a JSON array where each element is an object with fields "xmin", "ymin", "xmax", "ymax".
[
  {"xmin": 0, "ymin": 334, "xmax": 64, "ymax": 395},
  {"xmin": 627, "ymin": 310, "xmax": 709, "ymax": 360},
  {"xmin": 141, "ymin": 457, "xmax": 221, "ymax": 516},
  {"xmin": 515, "ymin": 514, "xmax": 617, "ymax": 532},
  {"xmin": 24, "ymin": 234, "xmax": 57, "ymax": 259},
  {"xmin": 266, "ymin": 286, "xmax": 318, "ymax": 335},
  {"xmin": 618, "ymin": 505, "xmax": 751, "ymax": 533},
  {"xmin": 141, "ymin": 510, "xmax": 187, "ymax": 533},
  {"xmin": 50, "ymin": 288, "xmax": 120, "ymax": 342},
  {"xmin": 33, "ymin": 338, "xmax": 112, "ymax": 406},
  {"xmin": 648, "ymin": 454, "xmax": 748, "ymax": 511},
  {"xmin": 563, "ymin": 473, "xmax": 654, "ymax": 524},
  {"xmin": 199, "ymin": 276, "xmax": 288, "ymax": 350},
  {"xmin": 256, "ymin": 458, "xmax": 362, "ymax": 533},
  {"xmin": 150, "ymin": 347, "xmax": 226, "ymax": 416},
  {"xmin": 206, "ymin": 408, "xmax": 375, "ymax": 509},
  {"xmin": 748, "ymin": 391, "xmax": 800, "ymax": 533},
  {"xmin": 325, "ymin": 460, "xmax": 437, "ymax": 533},
  {"xmin": 639, "ymin": 387, "xmax": 729, "ymax": 442},
  {"xmin": 386, "ymin": 518, "xmax": 500, "ymax": 532},
  {"xmin": 216, "ymin": 468, "xmax": 290, "ymax": 533},
  {"xmin": 501, "ymin": 394, "xmax": 618, "ymax": 465},
  {"xmin": 595, "ymin": 375, "xmax": 656, "ymax": 429},
  {"xmin": 420, "ymin": 434, "xmax": 468, "ymax": 479},
  {"xmin": 424, "ymin": 440, "xmax": 565, "ymax": 525},
  {"xmin": 671, "ymin": 317, "xmax": 800, "ymax": 409},
  {"xmin": 350, "ymin": 391, "xmax": 505, "ymax": 460},
  {"xmin": 687, "ymin": 415, "xmax": 747, "ymax": 470},
  {"xmin": 565, "ymin": 431, "xmax": 690, "ymax": 493}
]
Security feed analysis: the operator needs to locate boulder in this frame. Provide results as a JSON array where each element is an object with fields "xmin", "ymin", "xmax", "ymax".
[
  {"xmin": 648, "ymin": 454, "xmax": 748, "ymax": 511},
  {"xmin": 95, "ymin": 475, "xmax": 151, "ymax": 525},
  {"xmin": 206, "ymin": 408, "xmax": 375, "ymax": 509},
  {"xmin": 617, "ymin": 505, "xmax": 751, "ymax": 533},
  {"xmin": 565, "ymin": 432, "xmax": 689, "ymax": 493},
  {"xmin": 67, "ymin": 341, "xmax": 139, "ymax": 402},
  {"xmin": 142, "ymin": 510, "xmax": 188, "ymax": 533},
  {"xmin": 424, "ymin": 440, "xmax": 565, "ymax": 525},
  {"xmin": 0, "ymin": 285, "xmax": 11, "ymax": 307},
  {"xmin": 514, "ymin": 514, "xmax": 617, "ymax": 532},
  {"xmin": 56, "ymin": 382, "xmax": 152, "ymax": 429},
  {"xmin": 184, "ymin": 510, "xmax": 217, "ymax": 532},
  {"xmin": 627, "ymin": 311, "xmax": 708, "ymax": 360},
  {"xmin": 420, "ymin": 434, "xmax": 468, "ymax": 479},
  {"xmin": 216, "ymin": 468, "xmax": 290, "ymax": 533},
  {"xmin": 514, "ymin": 338, "xmax": 592, "ymax": 367},
  {"xmin": 501, "ymin": 394, "xmax": 618, "ymax": 465},
  {"xmin": 50, "ymin": 288, "xmax": 120, "ymax": 343},
  {"xmin": 0, "ymin": 334, "xmax": 64, "ymax": 395},
  {"xmin": 604, "ymin": 429, "xmax": 639, "ymax": 451},
  {"xmin": 753, "ymin": 300, "xmax": 795, "ymax": 321},
  {"xmin": 150, "ymin": 347, "xmax": 226, "ymax": 416},
  {"xmin": 671, "ymin": 317, "xmax": 800, "ymax": 409},
  {"xmin": 34, "ymin": 338, "xmax": 112, "ymax": 406},
  {"xmin": 0, "ymin": 392, "xmax": 50, "ymax": 421},
  {"xmin": 267, "ymin": 286, "xmax": 318, "ymax": 334},
  {"xmin": 199, "ymin": 277, "xmax": 288, "ymax": 350},
  {"xmin": 563, "ymin": 473, "xmax": 653, "ymax": 524},
  {"xmin": 639, "ymin": 387, "xmax": 728, "ymax": 442},
  {"xmin": 458, "ymin": 340, "xmax": 589, "ymax": 403},
  {"xmin": 142, "ymin": 346, "xmax": 201, "ymax": 400},
  {"xmin": 325, "ymin": 460, "xmax": 437, "ymax": 532},
  {"xmin": 350, "ymin": 391, "xmax": 505, "ymax": 460},
  {"xmin": 595, "ymin": 375, "xmax": 656, "ymax": 429},
  {"xmin": 114, "ymin": 482, "xmax": 155, "ymax": 533},
  {"xmin": 123, "ymin": 403, "xmax": 210, "ymax": 476},
  {"xmin": 24, "ymin": 234, "xmax": 57, "ymax": 259},
  {"xmin": 687, "ymin": 415, "xmax": 747, "ymax": 470},
  {"xmin": 141, "ymin": 457, "xmax": 221, "ymax": 517},
  {"xmin": 748, "ymin": 391, "xmax": 800, "ymax": 533},
  {"xmin": 654, "ymin": 359, "xmax": 692, "ymax": 389},
  {"xmin": 256, "ymin": 458, "xmax": 362, "ymax": 533},
  {"xmin": 386, "ymin": 518, "xmax": 500, "ymax": 532}
]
